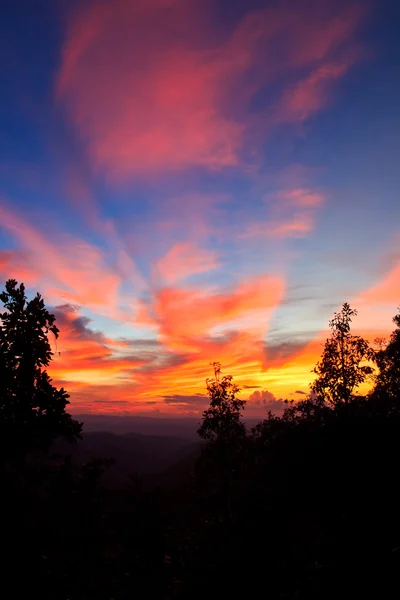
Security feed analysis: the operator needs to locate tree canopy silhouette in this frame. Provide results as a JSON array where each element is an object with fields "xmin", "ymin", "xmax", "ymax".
[
  {"xmin": 374, "ymin": 309, "xmax": 400, "ymax": 397},
  {"xmin": 198, "ymin": 362, "xmax": 246, "ymax": 444},
  {"xmin": 184, "ymin": 306, "xmax": 400, "ymax": 599},
  {"xmin": 0, "ymin": 279, "xmax": 82, "ymax": 462},
  {"xmin": 311, "ymin": 302, "xmax": 373, "ymax": 404}
]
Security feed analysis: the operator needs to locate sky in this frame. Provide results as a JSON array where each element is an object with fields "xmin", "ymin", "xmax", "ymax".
[{"xmin": 1, "ymin": 0, "xmax": 400, "ymax": 417}]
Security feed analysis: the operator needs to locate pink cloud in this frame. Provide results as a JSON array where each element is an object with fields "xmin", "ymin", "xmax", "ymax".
[
  {"xmin": 278, "ymin": 188, "xmax": 325, "ymax": 208},
  {"xmin": 0, "ymin": 249, "xmax": 39, "ymax": 285},
  {"xmin": 58, "ymin": 0, "xmax": 241, "ymax": 176},
  {"xmin": 153, "ymin": 242, "xmax": 220, "ymax": 285},
  {"xmin": 267, "ymin": 214, "xmax": 316, "ymax": 239},
  {"xmin": 0, "ymin": 201, "xmax": 121, "ymax": 312},
  {"xmin": 240, "ymin": 187, "xmax": 325, "ymax": 239},
  {"xmin": 278, "ymin": 61, "xmax": 351, "ymax": 124},
  {"xmin": 57, "ymin": 0, "xmax": 367, "ymax": 178}
]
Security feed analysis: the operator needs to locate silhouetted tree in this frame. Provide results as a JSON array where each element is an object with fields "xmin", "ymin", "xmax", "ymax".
[
  {"xmin": 198, "ymin": 362, "xmax": 246, "ymax": 444},
  {"xmin": 0, "ymin": 279, "xmax": 82, "ymax": 462},
  {"xmin": 311, "ymin": 303, "xmax": 373, "ymax": 404},
  {"xmin": 374, "ymin": 309, "xmax": 400, "ymax": 397}
]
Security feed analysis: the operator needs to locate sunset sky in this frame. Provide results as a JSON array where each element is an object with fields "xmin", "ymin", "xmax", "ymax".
[{"xmin": 1, "ymin": 0, "xmax": 399, "ymax": 416}]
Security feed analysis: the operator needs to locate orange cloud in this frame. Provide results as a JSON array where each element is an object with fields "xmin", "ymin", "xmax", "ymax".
[
  {"xmin": 48, "ymin": 304, "xmax": 163, "ymax": 404},
  {"xmin": 138, "ymin": 275, "xmax": 284, "ymax": 349},
  {"xmin": 58, "ymin": 0, "xmax": 366, "ymax": 177},
  {"xmin": 358, "ymin": 262, "xmax": 400, "ymax": 308},
  {"xmin": 348, "ymin": 260, "xmax": 400, "ymax": 339},
  {"xmin": 117, "ymin": 275, "xmax": 286, "ymax": 407}
]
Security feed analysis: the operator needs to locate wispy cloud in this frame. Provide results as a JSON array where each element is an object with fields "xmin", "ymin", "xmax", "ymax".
[
  {"xmin": 0, "ymin": 201, "xmax": 121, "ymax": 313},
  {"xmin": 153, "ymin": 242, "xmax": 220, "ymax": 286},
  {"xmin": 240, "ymin": 188, "xmax": 325, "ymax": 240},
  {"xmin": 136, "ymin": 275, "xmax": 284, "ymax": 349},
  {"xmin": 57, "ymin": 0, "xmax": 366, "ymax": 178}
]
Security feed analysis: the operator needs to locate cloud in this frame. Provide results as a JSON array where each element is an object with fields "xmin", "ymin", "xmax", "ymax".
[
  {"xmin": 278, "ymin": 61, "xmax": 352, "ymax": 124},
  {"xmin": 58, "ymin": 274, "xmax": 284, "ymax": 408},
  {"xmin": 124, "ymin": 272, "xmax": 284, "ymax": 408},
  {"xmin": 54, "ymin": 304, "xmax": 107, "ymax": 344},
  {"xmin": 358, "ymin": 261, "xmax": 400, "ymax": 307},
  {"xmin": 295, "ymin": 390, "xmax": 307, "ymax": 395},
  {"xmin": 249, "ymin": 389, "xmax": 275, "ymax": 404},
  {"xmin": 64, "ymin": 383, "xmax": 144, "ymax": 414},
  {"xmin": 48, "ymin": 303, "xmax": 205, "ymax": 409},
  {"xmin": 57, "ymin": 0, "xmax": 366, "ymax": 178},
  {"xmin": 116, "ymin": 338, "xmax": 163, "ymax": 350},
  {"xmin": 153, "ymin": 242, "xmax": 220, "ymax": 285},
  {"xmin": 267, "ymin": 214, "xmax": 316, "ymax": 239},
  {"xmin": 243, "ymin": 385, "xmax": 261, "ymax": 389},
  {"xmin": 137, "ymin": 275, "xmax": 284, "ymax": 350},
  {"xmin": 0, "ymin": 249, "xmax": 39, "ymax": 285},
  {"xmin": 345, "ymin": 259, "xmax": 400, "ymax": 341},
  {"xmin": 248, "ymin": 389, "xmax": 286, "ymax": 414},
  {"xmin": 278, "ymin": 189, "xmax": 324, "ymax": 208},
  {"xmin": 58, "ymin": 0, "xmax": 241, "ymax": 176},
  {"xmin": 240, "ymin": 188, "xmax": 325, "ymax": 240},
  {"xmin": 264, "ymin": 338, "xmax": 311, "ymax": 367},
  {"xmin": 0, "ymin": 201, "xmax": 121, "ymax": 313},
  {"xmin": 161, "ymin": 393, "xmax": 208, "ymax": 406}
]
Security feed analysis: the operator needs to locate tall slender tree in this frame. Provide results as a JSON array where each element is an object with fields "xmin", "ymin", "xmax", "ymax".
[
  {"xmin": 198, "ymin": 362, "xmax": 246, "ymax": 444},
  {"xmin": 311, "ymin": 303, "xmax": 373, "ymax": 405}
]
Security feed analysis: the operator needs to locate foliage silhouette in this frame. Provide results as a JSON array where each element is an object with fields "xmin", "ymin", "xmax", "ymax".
[
  {"xmin": 0, "ymin": 279, "xmax": 82, "ymax": 462},
  {"xmin": 311, "ymin": 302, "xmax": 374, "ymax": 404},
  {"xmin": 177, "ymin": 306, "xmax": 400, "ymax": 599},
  {"xmin": 196, "ymin": 361, "xmax": 248, "ymax": 511},
  {"xmin": 374, "ymin": 309, "xmax": 400, "ymax": 397},
  {"xmin": 198, "ymin": 361, "xmax": 246, "ymax": 443}
]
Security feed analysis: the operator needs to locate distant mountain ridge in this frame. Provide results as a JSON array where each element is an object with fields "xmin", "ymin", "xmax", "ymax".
[
  {"xmin": 54, "ymin": 428, "xmax": 201, "ymax": 488},
  {"xmin": 57, "ymin": 414, "xmax": 264, "ymax": 488},
  {"xmin": 72, "ymin": 414, "xmax": 202, "ymax": 439}
]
